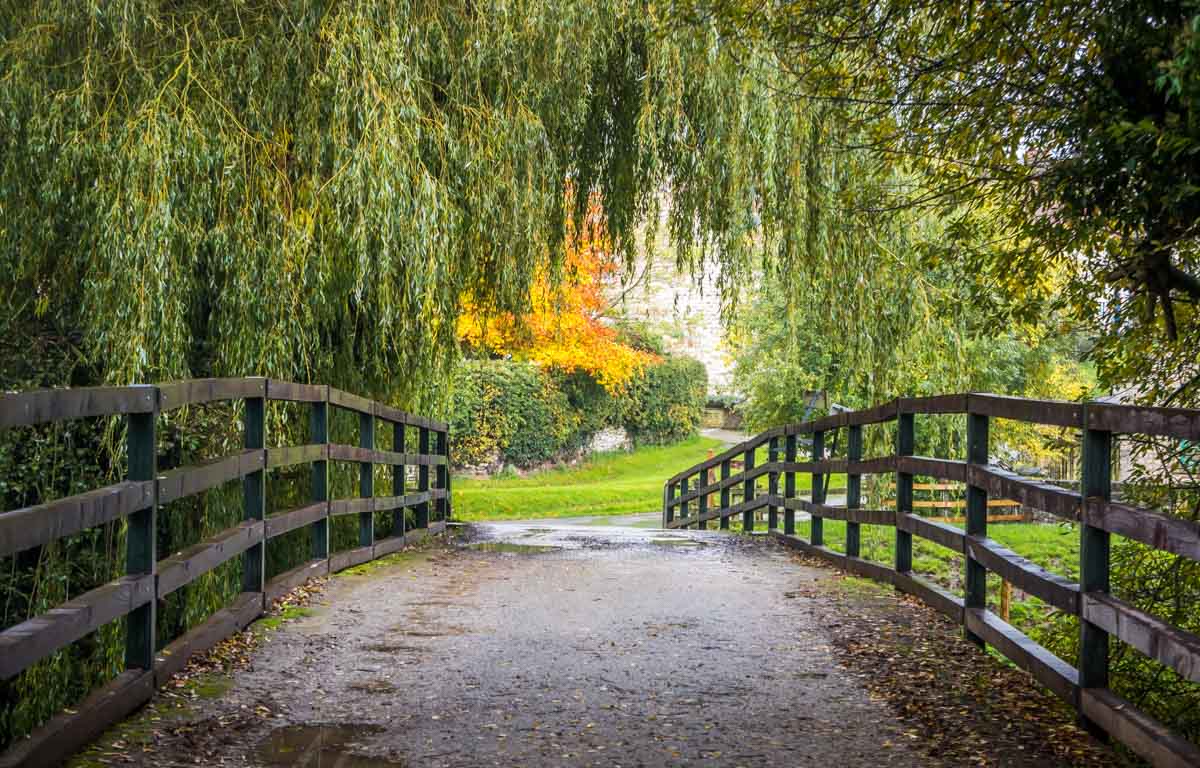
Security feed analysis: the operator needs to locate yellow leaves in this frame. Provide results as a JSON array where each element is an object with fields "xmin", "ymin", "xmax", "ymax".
[{"xmin": 459, "ymin": 197, "xmax": 658, "ymax": 393}]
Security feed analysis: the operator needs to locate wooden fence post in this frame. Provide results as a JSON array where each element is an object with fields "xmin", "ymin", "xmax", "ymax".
[
  {"xmin": 125, "ymin": 386, "xmax": 158, "ymax": 672},
  {"xmin": 720, "ymin": 459, "xmax": 732, "ymax": 530},
  {"xmin": 416, "ymin": 426, "xmax": 430, "ymax": 529},
  {"xmin": 697, "ymin": 469, "xmax": 709, "ymax": 530},
  {"xmin": 311, "ymin": 392, "xmax": 330, "ymax": 562},
  {"xmin": 768, "ymin": 436, "xmax": 780, "ymax": 530},
  {"xmin": 846, "ymin": 425, "xmax": 862, "ymax": 557},
  {"xmin": 681, "ymin": 475, "xmax": 691, "ymax": 529},
  {"xmin": 439, "ymin": 428, "xmax": 452, "ymax": 521},
  {"xmin": 1080, "ymin": 405, "xmax": 1112, "ymax": 734},
  {"xmin": 895, "ymin": 410, "xmax": 914, "ymax": 574},
  {"xmin": 243, "ymin": 384, "xmax": 266, "ymax": 600},
  {"xmin": 664, "ymin": 481, "xmax": 675, "ymax": 527},
  {"xmin": 393, "ymin": 421, "xmax": 406, "ymax": 536},
  {"xmin": 811, "ymin": 430, "xmax": 825, "ymax": 546},
  {"xmin": 359, "ymin": 411, "xmax": 375, "ymax": 548},
  {"xmin": 965, "ymin": 410, "xmax": 989, "ymax": 647},
  {"xmin": 434, "ymin": 429, "xmax": 446, "ymax": 522},
  {"xmin": 742, "ymin": 446, "xmax": 756, "ymax": 531},
  {"xmin": 784, "ymin": 434, "xmax": 797, "ymax": 535}
]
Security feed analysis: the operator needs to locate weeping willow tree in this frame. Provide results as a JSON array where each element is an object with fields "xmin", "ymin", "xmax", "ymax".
[{"xmin": 0, "ymin": 0, "xmax": 843, "ymax": 747}]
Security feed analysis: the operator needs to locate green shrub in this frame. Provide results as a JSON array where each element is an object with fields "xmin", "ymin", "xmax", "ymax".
[
  {"xmin": 613, "ymin": 320, "xmax": 668, "ymax": 355},
  {"xmin": 449, "ymin": 359, "xmax": 578, "ymax": 468},
  {"xmin": 624, "ymin": 356, "xmax": 707, "ymax": 445},
  {"xmin": 554, "ymin": 371, "xmax": 629, "ymax": 451}
]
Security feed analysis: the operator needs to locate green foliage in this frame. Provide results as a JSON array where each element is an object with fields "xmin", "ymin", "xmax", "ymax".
[
  {"xmin": 0, "ymin": 0, "xmax": 833, "ymax": 416},
  {"xmin": 612, "ymin": 320, "xmax": 668, "ymax": 356},
  {"xmin": 450, "ymin": 355, "xmax": 708, "ymax": 466},
  {"xmin": 449, "ymin": 360, "xmax": 577, "ymax": 468},
  {"xmin": 730, "ymin": 263, "xmax": 1097, "ymax": 465},
  {"xmin": 624, "ymin": 357, "xmax": 708, "ymax": 446}
]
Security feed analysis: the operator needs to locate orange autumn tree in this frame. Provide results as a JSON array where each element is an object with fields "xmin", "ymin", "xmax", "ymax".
[{"xmin": 457, "ymin": 196, "xmax": 658, "ymax": 392}]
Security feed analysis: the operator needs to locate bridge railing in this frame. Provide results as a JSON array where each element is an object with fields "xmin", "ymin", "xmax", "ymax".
[
  {"xmin": 0, "ymin": 377, "xmax": 451, "ymax": 767},
  {"xmin": 662, "ymin": 393, "xmax": 1200, "ymax": 768}
]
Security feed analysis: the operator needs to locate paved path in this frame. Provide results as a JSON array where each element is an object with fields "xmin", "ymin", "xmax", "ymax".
[{"xmin": 102, "ymin": 523, "xmax": 933, "ymax": 767}]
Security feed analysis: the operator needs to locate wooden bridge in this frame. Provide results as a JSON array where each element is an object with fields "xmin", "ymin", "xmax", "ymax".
[
  {"xmin": 662, "ymin": 393, "xmax": 1200, "ymax": 768},
  {"xmin": 0, "ymin": 378, "xmax": 450, "ymax": 767},
  {"xmin": 3, "ymin": 383, "xmax": 1200, "ymax": 766}
]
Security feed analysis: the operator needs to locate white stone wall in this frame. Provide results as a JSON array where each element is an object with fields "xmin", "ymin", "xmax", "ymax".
[
  {"xmin": 590, "ymin": 427, "xmax": 632, "ymax": 454},
  {"xmin": 606, "ymin": 212, "xmax": 733, "ymax": 396}
]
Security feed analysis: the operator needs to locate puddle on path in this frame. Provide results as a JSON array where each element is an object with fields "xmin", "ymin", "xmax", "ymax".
[
  {"xmin": 650, "ymin": 537, "xmax": 707, "ymax": 548},
  {"xmin": 468, "ymin": 542, "xmax": 560, "ymax": 554},
  {"xmin": 258, "ymin": 724, "xmax": 402, "ymax": 767}
]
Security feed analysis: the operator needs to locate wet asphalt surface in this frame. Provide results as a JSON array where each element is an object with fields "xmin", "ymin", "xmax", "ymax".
[{"xmin": 123, "ymin": 523, "xmax": 930, "ymax": 767}]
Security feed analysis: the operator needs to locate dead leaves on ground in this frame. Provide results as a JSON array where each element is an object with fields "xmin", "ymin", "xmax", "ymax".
[{"xmin": 788, "ymin": 553, "xmax": 1131, "ymax": 767}]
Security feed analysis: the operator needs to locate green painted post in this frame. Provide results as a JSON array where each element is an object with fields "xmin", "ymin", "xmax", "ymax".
[
  {"xmin": 416, "ymin": 426, "xmax": 430, "ymax": 529},
  {"xmin": 439, "ymin": 429, "xmax": 452, "ymax": 521},
  {"xmin": 664, "ymin": 481, "xmax": 676, "ymax": 527},
  {"xmin": 697, "ymin": 469, "xmax": 709, "ymax": 530},
  {"xmin": 846, "ymin": 425, "xmax": 862, "ymax": 557},
  {"xmin": 811, "ymin": 430, "xmax": 825, "ymax": 546},
  {"xmin": 719, "ymin": 459, "xmax": 732, "ymax": 530},
  {"xmin": 311, "ymin": 395, "xmax": 330, "ymax": 561},
  {"xmin": 125, "ymin": 387, "xmax": 157, "ymax": 672},
  {"xmin": 784, "ymin": 434, "xmax": 797, "ymax": 535},
  {"xmin": 680, "ymin": 474, "xmax": 691, "ymax": 528},
  {"xmin": 359, "ymin": 412, "xmax": 375, "ymax": 548},
  {"xmin": 768, "ymin": 437, "xmax": 780, "ymax": 530},
  {"xmin": 1080, "ymin": 408, "xmax": 1112, "ymax": 734},
  {"xmin": 965, "ymin": 411, "xmax": 989, "ymax": 647},
  {"xmin": 243, "ymin": 391, "xmax": 266, "ymax": 597},
  {"xmin": 742, "ymin": 447, "xmax": 755, "ymax": 531},
  {"xmin": 895, "ymin": 411, "xmax": 914, "ymax": 574},
  {"xmin": 393, "ymin": 421, "xmax": 406, "ymax": 536}
]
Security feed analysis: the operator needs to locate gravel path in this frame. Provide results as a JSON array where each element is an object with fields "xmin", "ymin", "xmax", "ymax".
[{"xmin": 92, "ymin": 523, "xmax": 941, "ymax": 767}]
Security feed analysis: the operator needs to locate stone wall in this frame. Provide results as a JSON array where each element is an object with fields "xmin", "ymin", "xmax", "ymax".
[{"xmin": 606, "ymin": 211, "xmax": 733, "ymax": 396}]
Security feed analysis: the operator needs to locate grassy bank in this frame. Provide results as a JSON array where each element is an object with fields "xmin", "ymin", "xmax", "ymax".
[
  {"xmin": 454, "ymin": 437, "xmax": 851, "ymax": 521},
  {"xmin": 790, "ymin": 517, "xmax": 1079, "ymax": 632},
  {"xmin": 453, "ymin": 437, "xmax": 722, "ymax": 520}
]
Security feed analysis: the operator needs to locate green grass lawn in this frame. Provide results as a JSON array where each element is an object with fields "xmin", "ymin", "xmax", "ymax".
[
  {"xmin": 453, "ymin": 437, "xmax": 849, "ymax": 521},
  {"xmin": 452, "ymin": 437, "xmax": 723, "ymax": 520},
  {"xmin": 788, "ymin": 517, "xmax": 1080, "ymax": 633}
]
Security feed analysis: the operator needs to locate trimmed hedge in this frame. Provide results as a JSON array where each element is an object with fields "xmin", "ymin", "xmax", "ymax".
[
  {"xmin": 449, "ymin": 355, "xmax": 707, "ymax": 468},
  {"xmin": 449, "ymin": 360, "xmax": 578, "ymax": 468},
  {"xmin": 624, "ymin": 356, "xmax": 708, "ymax": 445}
]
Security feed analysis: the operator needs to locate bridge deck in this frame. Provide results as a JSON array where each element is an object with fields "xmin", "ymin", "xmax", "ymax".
[{"xmin": 77, "ymin": 524, "xmax": 1115, "ymax": 767}]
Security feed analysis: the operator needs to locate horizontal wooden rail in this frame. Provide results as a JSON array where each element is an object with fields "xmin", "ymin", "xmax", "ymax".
[
  {"xmin": 0, "ymin": 481, "xmax": 153, "ymax": 558},
  {"xmin": 267, "ymin": 444, "xmax": 328, "ymax": 469},
  {"xmin": 964, "ymin": 536, "xmax": 1079, "ymax": 614},
  {"xmin": 157, "ymin": 450, "xmax": 265, "ymax": 504},
  {"xmin": 159, "ymin": 378, "xmax": 265, "ymax": 411},
  {"xmin": 265, "ymin": 502, "xmax": 329, "ymax": 539},
  {"xmin": 967, "ymin": 393, "xmax": 1083, "ymax": 428},
  {"xmin": 327, "ymin": 444, "xmax": 446, "ymax": 466},
  {"xmin": 896, "ymin": 456, "xmax": 968, "ymax": 482},
  {"xmin": 1081, "ymin": 593, "xmax": 1200, "ymax": 684},
  {"xmin": 964, "ymin": 607, "xmax": 1080, "ymax": 704},
  {"xmin": 896, "ymin": 513, "xmax": 966, "ymax": 553},
  {"xmin": 0, "ymin": 377, "xmax": 454, "ymax": 767},
  {"xmin": 0, "ymin": 386, "xmax": 156, "ymax": 429},
  {"xmin": 661, "ymin": 390, "xmax": 1200, "ymax": 767},
  {"xmin": 156, "ymin": 521, "xmax": 265, "ymax": 597},
  {"xmin": 1083, "ymin": 499, "xmax": 1200, "ymax": 560},
  {"xmin": 1085, "ymin": 402, "xmax": 1200, "ymax": 440},
  {"xmin": 894, "ymin": 570, "xmax": 965, "ymax": 622},
  {"xmin": 0, "ymin": 575, "xmax": 155, "ymax": 679},
  {"xmin": 966, "ymin": 464, "xmax": 1079, "ymax": 520}
]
